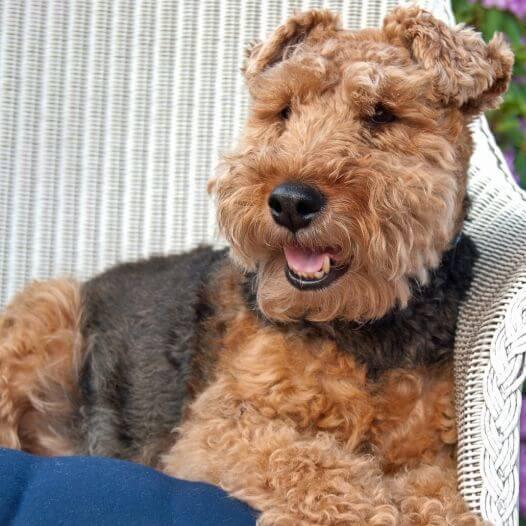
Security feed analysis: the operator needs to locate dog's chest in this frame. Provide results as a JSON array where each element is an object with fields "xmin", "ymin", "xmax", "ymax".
[
  {"xmin": 216, "ymin": 313, "xmax": 455, "ymax": 463},
  {"xmin": 216, "ymin": 317, "xmax": 373, "ymax": 445}
]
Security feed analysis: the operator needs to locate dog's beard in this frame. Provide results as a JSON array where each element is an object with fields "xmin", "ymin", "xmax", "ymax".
[
  {"xmin": 225, "ymin": 216, "xmax": 453, "ymax": 323},
  {"xmin": 224, "ymin": 214, "xmax": 455, "ymax": 323},
  {"xmin": 252, "ymin": 254, "xmax": 412, "ymax": 323}
]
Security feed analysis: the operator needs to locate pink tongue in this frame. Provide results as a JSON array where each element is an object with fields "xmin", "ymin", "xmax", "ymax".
[{"xmin": 284, "ymin": 246, "xmax": 326, "ymax": 273}]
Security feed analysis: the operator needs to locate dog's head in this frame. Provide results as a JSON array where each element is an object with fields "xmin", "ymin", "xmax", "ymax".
[{"xmin": 210, "ymin": 6, "xmax": 512, "ymax": 322}]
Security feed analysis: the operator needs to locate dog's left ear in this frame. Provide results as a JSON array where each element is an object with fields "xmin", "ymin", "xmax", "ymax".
[
  {"xmin": 243, "ymin": 10, "xmax": 340, "ymax": 80},
  {"xmin": 383, "ymin": 6, "xmax": 513, "ymax": 115}
]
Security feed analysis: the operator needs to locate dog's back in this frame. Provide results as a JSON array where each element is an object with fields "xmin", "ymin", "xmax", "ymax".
[{"xmin": 77, "ymin": 246, "xmax": 227, "ymax": 465}]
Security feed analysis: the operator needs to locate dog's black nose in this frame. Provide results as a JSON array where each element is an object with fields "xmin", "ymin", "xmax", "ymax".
[{"xmin": 268, "ymin": 182, "xmax": 325, "ymax": 232}]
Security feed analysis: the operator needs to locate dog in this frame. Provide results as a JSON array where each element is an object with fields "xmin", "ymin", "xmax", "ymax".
[{"xmin": 0, "ymin": 6, "xmax": 512, "ymax": 524}]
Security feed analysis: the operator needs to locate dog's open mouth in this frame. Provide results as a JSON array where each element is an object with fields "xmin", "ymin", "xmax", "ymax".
[{"xmin": 284, "ymin": 246, "xmax": 348, "ymax": 291}]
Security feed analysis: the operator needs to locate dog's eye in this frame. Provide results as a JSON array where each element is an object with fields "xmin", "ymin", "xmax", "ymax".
[
  {"xmin": 279, "ymin": 105, "xmax": 291, "ymax": 120},
  {"xmin": 369, "ymin": 104, "xmax": 396, "ymax": 125}
]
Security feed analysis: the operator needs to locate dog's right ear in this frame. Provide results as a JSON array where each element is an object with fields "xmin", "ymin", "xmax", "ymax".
[{"xmin": 243, "ymin": 10, "xmax": 340, "ymax": 80}]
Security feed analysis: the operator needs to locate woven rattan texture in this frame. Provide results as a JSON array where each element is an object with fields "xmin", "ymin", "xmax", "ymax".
[{"xmin": 454, "ymin": 116, "xmax": 526, "ymax": 525}]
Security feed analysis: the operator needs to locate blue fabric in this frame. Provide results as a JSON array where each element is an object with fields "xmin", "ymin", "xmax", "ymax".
[{"xmin": 0, "ymin": 448, "xmax": 257, "ymax": 526}]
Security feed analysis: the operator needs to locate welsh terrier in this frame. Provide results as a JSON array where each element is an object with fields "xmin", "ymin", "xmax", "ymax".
[{"xmin": 0, "ymin": 6, "xmax": 512, "ymax": 525}]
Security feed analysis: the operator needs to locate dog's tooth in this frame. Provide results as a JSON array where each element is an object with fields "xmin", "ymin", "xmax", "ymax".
[
  {"xmin": 322, "ymin": 256, "xmax": 330, "ymax": 274},
  {"xmin": 314, "ymin": 271, "xmax": 324, "ymax": 279}
]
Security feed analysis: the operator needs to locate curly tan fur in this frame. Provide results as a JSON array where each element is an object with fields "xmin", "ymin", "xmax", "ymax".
[
  {"xmin": 383, "ymin": 6, "xmax": 513, "ymax": 112},
  {"xmin": 0, "ymin": 279, "xmax": 81, "ymax": 455}
]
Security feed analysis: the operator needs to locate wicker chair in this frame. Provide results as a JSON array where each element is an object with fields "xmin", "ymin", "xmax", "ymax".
[{"xmin": 0, "ymin": 0, "xmax": 524, "ymax": 523}]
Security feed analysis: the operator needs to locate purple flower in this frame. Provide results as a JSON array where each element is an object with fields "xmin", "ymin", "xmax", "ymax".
[
  {"xmin": 521, "ymin": 395, "xmax": 526, "ymax": 440},
  {"xmin": 472, "ymin": 0, "xmax": 526, "ymax": 18},
  {"xmin": 520, "ymin": 397, "xmax": 526, "ymax": 516},
  {"xmin": 521, "ymin": 444, "xmax": 526, "ymax": 517}
]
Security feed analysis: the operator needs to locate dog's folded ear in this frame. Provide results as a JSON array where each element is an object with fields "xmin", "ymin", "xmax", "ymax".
[
  {"xmin": 243, "ymin": 10, "xmax": 340, "ymax": 80},
  {"xmin": 383, "ymin": 6, "xmax": 514, "ymax": 115}
]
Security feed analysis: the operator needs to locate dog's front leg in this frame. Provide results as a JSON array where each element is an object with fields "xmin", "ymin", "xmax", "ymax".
[{"xmin": 163, "ymin": 378, "xmax": 398, "ymax": 526}]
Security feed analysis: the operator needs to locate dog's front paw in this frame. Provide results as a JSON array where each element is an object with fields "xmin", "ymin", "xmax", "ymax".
[{"xmin": 257, "ymin": 442, "xmax": 399, "ymax": 525}]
